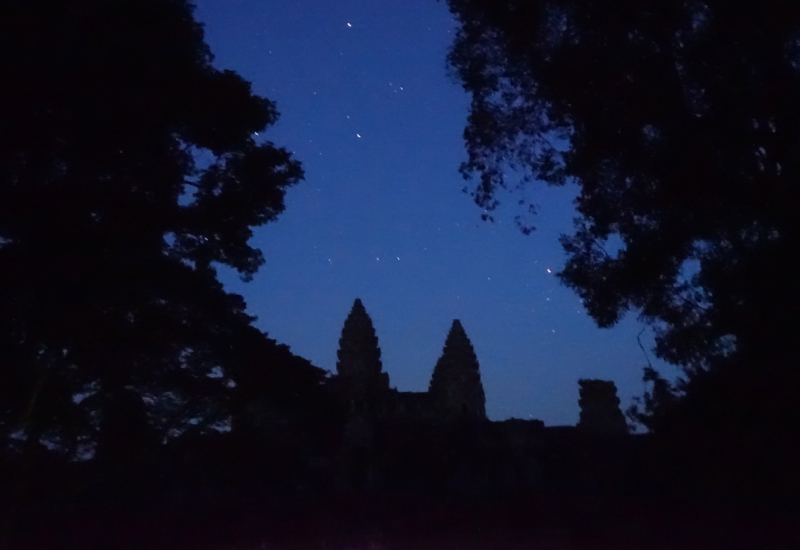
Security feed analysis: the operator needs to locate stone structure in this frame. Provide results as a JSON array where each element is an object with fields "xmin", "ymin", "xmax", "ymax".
[
  {"xmin": 429, "ymin": 320, "xmax": 487, "ymax": 420},
  {"xmin": 334, "ymin": 298, "xmax": 389, "ymax": 416},
  {"xmin": 333, "ymin": 299, "xmax": 487, "ymax": 424},
  {"xmin": 325, "ymin": 299, "xmax": 634, "ymax": 493},
  {"xmin": 576, "ymin": 379, "xmax": 629, "ymax": 436}
]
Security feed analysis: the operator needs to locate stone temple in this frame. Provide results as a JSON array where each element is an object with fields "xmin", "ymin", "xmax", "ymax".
[{"xmin": 330, "ymin": 298, "xmax": 487, "ymax": 424}]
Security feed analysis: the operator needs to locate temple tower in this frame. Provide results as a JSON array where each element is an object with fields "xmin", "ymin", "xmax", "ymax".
[
  {"xmin": 336, "ymin": 298, "xmax": 390, "ymax": 413},
  {"xmin": 429, "ymin": 319, "xmax": 487, "ymax": 421},
  {"xmin": 576, "ymin": 379, "xmax": 628, "ymax": 436}
]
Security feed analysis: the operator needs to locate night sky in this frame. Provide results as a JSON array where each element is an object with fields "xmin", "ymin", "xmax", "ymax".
[{"xmin": 194, "ymin": 0, "xmax": 671, "ymax": 426}]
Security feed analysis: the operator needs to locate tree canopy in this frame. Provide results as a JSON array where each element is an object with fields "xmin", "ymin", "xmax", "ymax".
[
  {"xmin": 444, "ymin": 0, "xmax": 800, "ymax": 382},
  {"xmin": 0, "ymin": 0, "xmax": 311, "ymax": 457}
]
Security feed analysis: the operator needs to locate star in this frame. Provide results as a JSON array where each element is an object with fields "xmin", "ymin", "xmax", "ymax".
[
  {"xmin": 347, "ymin": 22, "xmax": 352, "ymax": 27},
  {"xmin": 546, "ymin": 268, "xmax": 552, "ymax": 273},
  {"xmin": 356, "ymin": 133, "xmax": 361, "ymax": 138}
]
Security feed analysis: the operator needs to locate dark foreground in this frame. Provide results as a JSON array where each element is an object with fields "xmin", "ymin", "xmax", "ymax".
[{"xmin": 9, "ymin": 488, "xmax": 798, "ymax": 550}]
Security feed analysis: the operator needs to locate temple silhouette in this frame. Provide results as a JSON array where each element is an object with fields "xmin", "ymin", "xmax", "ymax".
[
  {"xmin": 239, "ymin": 298, "xmax": 630, "ymax": 494},
  {"xmin": 330, "ymin": 298, "xmax": 487, "ymax": 424}
]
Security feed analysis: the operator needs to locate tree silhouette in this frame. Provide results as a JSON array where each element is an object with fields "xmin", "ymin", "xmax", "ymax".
[
  {"xmin": 94, "ymin": 388, "xmax": 159, "ymax": 466},
  {"xmin": 429, "ymin": 320, "xmax": 486, "ymax": 421},
  {"xmin": 226, "ymin": 326, "xmax": 329, "ymax": 436},
  {"xmin": 626, "ymin": 367, "xmax": 680, "ymax": 433},
  {"xmin": 443, "ymin": 1, "xmax": 800, "ymax": 383},
  {"xmin": 0, "ymin": 0, "xmax": 303, "ymax": 457},
  {"xmin": 576, "ymin": 379, "xmax": 628, "ymax": 437}
]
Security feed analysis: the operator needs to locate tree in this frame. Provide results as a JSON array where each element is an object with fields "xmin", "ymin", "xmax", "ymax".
[
  {"xmin": 335, "ymin": 299, "xmax": 389, "ymax": 410},
  {"xmin": 443, "ymin": 0, "xmax": 800, "ymax": 386},
  {"xmin": 626, "ymin": 367, "xmax": 680, "ymax": 433},
  {"xmin": 95, "ymin": 387, "xmax": 160, "ymax": 466},
  {"xmin": 576, "ymin": 379, "xmax": 628, "ymax": 437},
  {"xmin": 429, "ymin": 320, "xmax": 487, "ymax": 421},
  {"xmin": 0, "ymin": 0, "xmax": 304, "ymax": 458},
  {"xmin": 226, "ymin": 326, "xmax": 329, "ymax": 436}
]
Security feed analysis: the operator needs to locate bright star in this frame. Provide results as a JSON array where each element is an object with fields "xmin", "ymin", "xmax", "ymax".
[
  {"xmin": 546, "ymin": 268, "xmax": 552, "ymax": 273},
  {"xmin": 347, "ymin": 23, "xmax": 352, "ymax": 27},
  {"xmin": 356, "ymin": 133, "xmax": 361, "ymax": 138}
]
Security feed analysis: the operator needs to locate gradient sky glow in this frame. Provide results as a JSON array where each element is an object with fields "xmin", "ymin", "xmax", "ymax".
[{"xmin": 194, "ymin": 0, "xmax": 673, "ymax": 426}]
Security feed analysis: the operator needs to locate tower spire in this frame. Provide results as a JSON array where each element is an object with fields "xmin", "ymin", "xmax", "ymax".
[
  {"xmin": 429, "ymin": 319, "xmax": 487, "ymax": 420},
  {"xmin": 336, "ymin": 298, "xmax": 389, "ymax": 406}
]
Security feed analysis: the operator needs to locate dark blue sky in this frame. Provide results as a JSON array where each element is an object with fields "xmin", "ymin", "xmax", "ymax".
[{"xmin": 194, "ymin": 0, "xmax": 672, "ymax": 425}]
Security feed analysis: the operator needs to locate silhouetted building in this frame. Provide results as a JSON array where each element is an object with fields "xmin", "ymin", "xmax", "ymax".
[
  {"xmin": 429, "ymin": 319, "xmax": 487, "ymax": 421},
  {"xmin": 576, "ymin": 379, "xmax": 628, "ymax": 436},
  {"xmin": 332, "ymin": 299, "xmax": 487, "ymax": 424},
  {"xmin": 334, "ymin": 298, "xmax": 390, "ymax": 417},
  {"xmin": 323, "ymin": 300, "xmax": 636, "ymax": 494}
]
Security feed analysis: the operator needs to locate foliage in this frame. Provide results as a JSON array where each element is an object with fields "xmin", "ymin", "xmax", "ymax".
[
  {"xmin": 443, "ymin": 0, "xmax": 800, "ymax": 378},
  {"xmin": 0, "ymin": 0, "xmax": 306, "ymax": 457},
  {"xmin": 626, "ymin": 367, "xmax": 680, "ymax": 433},
  {"xmin": 226, "ymin": 326, "xmax": 329, "ymax": 435}
]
